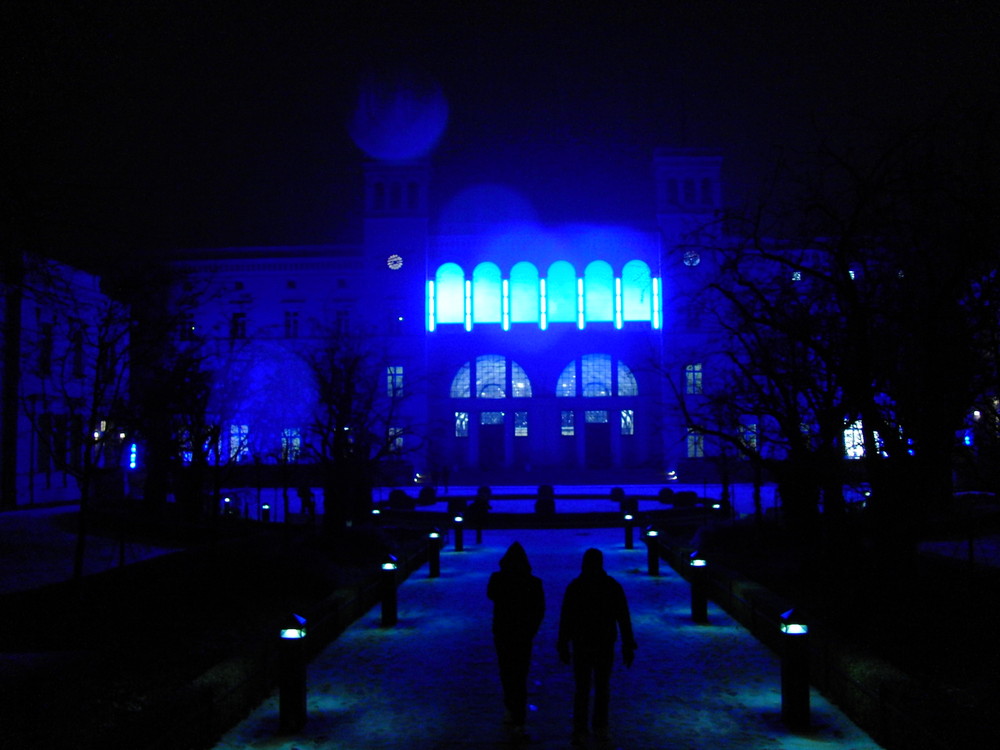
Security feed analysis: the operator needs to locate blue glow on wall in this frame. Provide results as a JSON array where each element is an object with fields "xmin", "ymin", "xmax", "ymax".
[{"xmin": 348, "ymin": 68, "xmax": 449, "ymax": 161}]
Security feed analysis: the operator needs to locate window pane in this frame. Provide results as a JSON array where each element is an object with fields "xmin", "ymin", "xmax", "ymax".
[
  {"xmin": 477, "ymin": 355, "xmax": 506, "ymax": 398},
  {"xmin": 621, "ymin": 409, "xmax": 634, "ymax": 435},
  {"xmin": 481, "ymin": 411, "xmax": 504, "ymax": 425},
  {"xmin": 561, "ymin": 410, "xmax": 575, "ymax": 436},
  {"xmin": 617, "ymin": 361, "xmax": 638, "ymax": 396},
  {"xmin": 450, "ymin": 362, "xmax": 471, "ymax": 398},
  {"xmin": 582, "ymin": 354, "xmax": 612, "ymax": 397},
  {"xmin": 510, "ymin": 360, "xmax": 532, "ymax": 398},
  {"xmin": 515, "ymin": 411, "xmax": 528, "ymax": 437},
  {"xmin": 556, "ymin": 361, "xmax": 577, "ymax": 398},
  {"xmin": 685, "ymin": 363, "xmax": 703, "ymax": 394},
  {"xmin": 585, "ymin": 410, "xmax": 608, "ymax": 423},
  {"xmin": 455, "ymin": 411, "xmax": 469, "ymax": 437}
]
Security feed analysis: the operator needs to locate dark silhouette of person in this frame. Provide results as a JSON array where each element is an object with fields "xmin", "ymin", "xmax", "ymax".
[
  {"xmin": 558, "ymin": 548, "xmax": 637, "ymax": 746},
  {"xmin": 487, "ymin": 541, "xmax": 545, "ymax": 741}
]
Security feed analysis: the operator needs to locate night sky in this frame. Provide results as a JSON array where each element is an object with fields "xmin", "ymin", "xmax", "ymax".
[{"xmin": 6, "ymin": 1, "xmax": 998, "ymax": 269}]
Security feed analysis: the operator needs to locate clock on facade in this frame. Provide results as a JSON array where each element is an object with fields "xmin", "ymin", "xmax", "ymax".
[{"xmin": 387, "ymin": 254, "xmax": 404, "ymax": 270}]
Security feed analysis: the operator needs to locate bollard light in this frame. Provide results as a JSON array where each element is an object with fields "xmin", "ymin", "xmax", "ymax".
[
  {"xmin": 428, "ymin": 530, "xmax": 441, "ymax": 578},
  {"xmin": 453, "ymin": 514, "xmax": 465, "ymax": 552},
  {"xmin": 780, "ymin": 609, "xmax": 808, "ymax": 635},
  {"xmin": 644, "ymin": 527, "xmax": 660, "ymax": 576},
  {"xmin": 381, "ymin": 555, "xmax": 399, "ymax": 626},
  {"xmin": 262, "ymin": 503, "xmax": 271, "ymax": 522},
  {"xmin": 689, "ymin": 551, "xmax": 708, "ymax": 623},
  {"xmin": 279, "ymin": 613, "xmax": 308, "ymax": 732},
  {"xmin": 623, "ymin": 513, "xmax": 635, "ymax": 549},
  {"xmin": 779, "ymin": 608, "xmax": 810, "ymax": 730},
  {"xmin": 280, "ymin": 613, "xmax": 307, "ymax": 640}
]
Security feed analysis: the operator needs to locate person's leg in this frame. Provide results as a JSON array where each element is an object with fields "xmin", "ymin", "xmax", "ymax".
[
  {"xmin": 509, "ymin": 642, "xmax": 532, "ymax": 726},
  {"xmin": 572, "ymin": 652, "xmax": 593, "ymax": 735},
  {"xmin": 496, "ymin": 640, "xmax": 518, "ymax": 721},
  {"xmin": 591, "ymin": 646, "xmax": 615, "ymax": 733}
]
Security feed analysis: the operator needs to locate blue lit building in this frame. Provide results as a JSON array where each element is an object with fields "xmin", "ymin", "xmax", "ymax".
[
  {"xmin": 0, "ymin": 255, "xmax": 131, "ymax": 507},
  {"xmin": 173, "ymin": 148, "xmax": 724, "ymax": 486}
]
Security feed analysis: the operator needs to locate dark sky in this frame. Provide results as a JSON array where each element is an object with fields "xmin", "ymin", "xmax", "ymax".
[{"xmin": 6, "ymin": 0, "xmax": 998, "ymax": 267}]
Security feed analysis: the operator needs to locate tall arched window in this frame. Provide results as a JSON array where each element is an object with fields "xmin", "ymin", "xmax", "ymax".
[
  {"xmin": 584, "ymin": 261, "xmax": 614, "ymax": 323},
  {"xmin": 435, "ymin": 263, "xmax": 465, "ymax": 324},
  {"xmin": 472, "ymin": 263, "xmax": 502, "ymax": 324},
  {"xmin": 546, "ymin": 261, "xmax": 577, "ymax": 323},
  {"xmin": 509, "ymin": 261, "xmax": 540, "ymax": 324},
  {"xmin": 622, "ymin": 260, "xmax": 652, "ymax": 321}
]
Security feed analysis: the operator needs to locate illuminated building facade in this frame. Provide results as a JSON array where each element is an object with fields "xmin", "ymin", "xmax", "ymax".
[{"xmin": 173, "ymin": 148, "xmax": 723, "ymax": 485}]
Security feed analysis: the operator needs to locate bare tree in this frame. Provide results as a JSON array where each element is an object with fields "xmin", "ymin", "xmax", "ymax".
[
  {"xmin": 297, "ymin": 324, "xmax": 421, "ymax": 534},
  {"xmin": 16, "ymin": 256, "xmax": 130, "ymax": 583},
  {"xmin": 671, "ymin": 109, "xmax": 999, "ymax": 542}
]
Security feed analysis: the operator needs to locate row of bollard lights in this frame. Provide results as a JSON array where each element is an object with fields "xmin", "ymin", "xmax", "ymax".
[
  {"xmin": 280, "ymin": 512, "xmax": 811, "ymax": 734},
  {"xmin": 642, "ymin": 523, "xmax": 812, "ymax": 732}
]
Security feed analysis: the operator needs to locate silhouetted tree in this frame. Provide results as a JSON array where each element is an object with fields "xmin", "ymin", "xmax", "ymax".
[
  {"xmin": 673, "ymin": 108, "xmax": 999, "ymax": 542},
  {"xmin": 298, "ymin": 325, "xmax": 420, "ymax": 534}
]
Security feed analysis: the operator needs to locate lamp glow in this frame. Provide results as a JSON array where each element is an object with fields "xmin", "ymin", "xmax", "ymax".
[
  {"xmin": 780, "ymin": 609, "xmax": 808, "ymax": 635},
  {"xmin": 281, "ymin": 613, "xmax": 307, "ymax": 640}
]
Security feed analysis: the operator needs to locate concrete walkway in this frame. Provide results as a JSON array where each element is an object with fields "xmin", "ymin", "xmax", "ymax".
[{"xmin": 212, "ymin": 527, "xmax": 882, "ymax": 750}]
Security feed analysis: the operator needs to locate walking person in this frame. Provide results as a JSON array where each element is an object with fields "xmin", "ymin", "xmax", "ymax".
[
  {"xmin": 558, "ymin": 548, "xmax": 637, "ymax": 747},
  {"xmin": 487, "ymin": 541, "xmax": 545, "ymax": 742}
]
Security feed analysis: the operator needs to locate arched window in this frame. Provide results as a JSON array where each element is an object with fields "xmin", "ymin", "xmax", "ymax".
[
  {"xmin": 556, "ymin": 354, "xmax": 639, "ymax": 397},
  {"xmin": 450, "ymin": 355, "xmax": 532, "ymax": 399},
  {"xmin": 584, "ymin": 261, "xmax": 614, "ymax": 323},
  {"xmin": 509, "ymin": 261, "xmax": 540, "ymax": 323},
  {"xmin": 472, "ymin": 263, "xmax": 502, "ymax": 324},
  {"xmin": 546, "ymin": 261, "xmax": 577, "ymax": 323},
  {"xmin": 435, "ymin": 263, "xmax": 466, "ymax": 324},
  {"xmin": 622, "ymin": 260, "xmax": 652, "ymax": 321}
]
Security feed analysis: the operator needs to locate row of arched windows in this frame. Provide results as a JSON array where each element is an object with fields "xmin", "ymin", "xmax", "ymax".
[
  {"xmin": 449, "ymin": 354, "xmax": 639, "ymax": 399},
  {"xmin": 428, "ymin": 260, "xmax": 661, "ymax": 330}
]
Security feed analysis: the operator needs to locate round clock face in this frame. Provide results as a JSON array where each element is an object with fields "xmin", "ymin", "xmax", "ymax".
[
  {"xmin": 387, "ymin": 253, "xmax": 403, "ymax": 270},
  {"xmin": 683, "ymin": 249, "xmax": 701, "ymax": 267}
]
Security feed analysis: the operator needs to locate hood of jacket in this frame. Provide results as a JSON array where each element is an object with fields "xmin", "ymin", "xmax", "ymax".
[{"xmin": 499, "ymin": 541, "xmax": 532, "ymax": 575}]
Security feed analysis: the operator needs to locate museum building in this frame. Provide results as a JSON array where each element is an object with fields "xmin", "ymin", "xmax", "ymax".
[{"xmin": 173, "ymin": 148, "xmax": 724, "ymax": 485}]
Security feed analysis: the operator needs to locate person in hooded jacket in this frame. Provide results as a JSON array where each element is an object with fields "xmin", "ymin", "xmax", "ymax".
[
  {"xmin": 487, "ymin": 541, "xmax": 545, "ymax": 740},
  {"xmin": 558, "ymin": 547, "xmax": 637, "ymax": 746}
]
